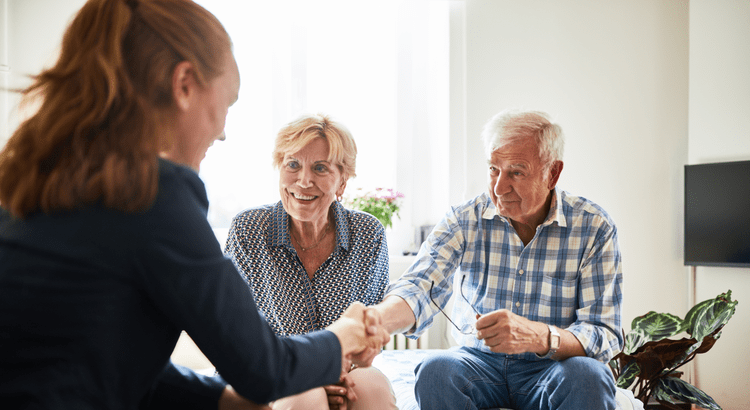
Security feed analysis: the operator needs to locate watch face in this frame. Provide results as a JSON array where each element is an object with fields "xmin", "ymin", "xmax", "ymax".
[
  {"xmin": 551, "ymin": 335, "xmax": 561, "ymax": 349},
  {"xmin": 549, "ymin": 326, "xmax": 561, "ymax": 349}
]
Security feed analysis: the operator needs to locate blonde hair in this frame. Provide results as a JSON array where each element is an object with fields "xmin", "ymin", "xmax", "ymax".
[
  {"xmin": 0, "ymin": 0, "xmax": 230, "ymax": 218},
  {"xmin": 272, "ymin": 113, "xmax": 357, "ymax": 180}
]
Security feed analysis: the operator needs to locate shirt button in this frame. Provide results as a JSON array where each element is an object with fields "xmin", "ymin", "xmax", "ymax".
[
  {"xmin": 518, "ymin": 269, "xmax": 524, "ymax": 275},
  {"xmin": 515, "ymin": 301, "xmax": 521, "ymax": 307}
]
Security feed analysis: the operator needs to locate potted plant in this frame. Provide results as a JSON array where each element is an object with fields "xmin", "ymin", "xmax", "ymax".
[
  {"xmin": 344, "ymin": 187, "xmax": 404, "ymax": 229},
  {"xmin": 609, "ymin": 290, "xmax": 738, "ymax": 410}
]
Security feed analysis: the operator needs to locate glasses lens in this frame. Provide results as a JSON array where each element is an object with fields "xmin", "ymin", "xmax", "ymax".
[{"xmin": 430, "ymin": 280, "xmax": 477, "ymax": 335}]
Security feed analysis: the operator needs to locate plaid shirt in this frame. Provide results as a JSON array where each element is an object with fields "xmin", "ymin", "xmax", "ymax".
[{"xmin": 386, "ymin": 188, "xmax": 623, "ymax": 362}]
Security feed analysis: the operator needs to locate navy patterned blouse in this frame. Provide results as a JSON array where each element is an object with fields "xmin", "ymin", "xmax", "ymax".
[{"xmin": 225, "ymin": 201, "xmax": 389, "ymax": 336}]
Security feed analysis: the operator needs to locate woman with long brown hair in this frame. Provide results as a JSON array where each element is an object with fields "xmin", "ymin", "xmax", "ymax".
[{"xmin": 0, "ymin": 0, "xmax": 387, "ymax": 409}]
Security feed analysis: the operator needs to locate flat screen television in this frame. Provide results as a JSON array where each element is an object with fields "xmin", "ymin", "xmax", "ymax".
[{"xmin": 684, "ymin": 160, "xmax": 750, "ymax": 267}]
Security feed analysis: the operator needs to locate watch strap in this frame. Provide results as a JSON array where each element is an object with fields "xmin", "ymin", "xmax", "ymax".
[{"xmin": 536, "ymin": 324, "xmax": 560, "ymax": 360}]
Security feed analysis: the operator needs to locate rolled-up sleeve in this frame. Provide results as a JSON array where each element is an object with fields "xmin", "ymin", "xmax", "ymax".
[{"xmin": 567, "ymin": 223, "xmax": 623, "ymax": 362}]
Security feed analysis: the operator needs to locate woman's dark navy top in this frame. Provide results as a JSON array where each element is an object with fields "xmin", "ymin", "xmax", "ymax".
[{"xmin": 0, "ymin": 159, "xmax": 341, "ymax": 409}]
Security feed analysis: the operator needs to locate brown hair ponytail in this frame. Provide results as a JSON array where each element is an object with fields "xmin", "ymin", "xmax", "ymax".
[{"xmin": 0, "ymin": 0, "xmax": 230, "ymax": 218}]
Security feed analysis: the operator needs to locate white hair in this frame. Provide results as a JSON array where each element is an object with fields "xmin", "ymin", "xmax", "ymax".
[{"xmin": 480, "ymin": 109, "xmax": 565, "ymax": 169}]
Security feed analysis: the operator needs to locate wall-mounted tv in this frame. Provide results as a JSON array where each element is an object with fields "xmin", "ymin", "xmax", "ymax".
[{"xmin": 684, "ymin": 160, "xmax": 750, "ymax": 268}]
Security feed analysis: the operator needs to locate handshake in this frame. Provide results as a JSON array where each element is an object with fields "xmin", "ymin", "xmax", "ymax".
[{"xmin": 326, "ymin": 302, "xmax": 391, "ymax": 368}]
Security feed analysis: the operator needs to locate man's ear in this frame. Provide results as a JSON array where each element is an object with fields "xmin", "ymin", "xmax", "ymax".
[
  {"xmin": 547, "ymin": 160, "xmax": 564, "ymax": 190},
  {"xmin": 171, "ymin": 61, "xmax": 198, "ymax": 112}
]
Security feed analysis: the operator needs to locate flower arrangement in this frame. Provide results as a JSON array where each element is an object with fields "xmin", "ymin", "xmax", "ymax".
[{"xmin": 343, "ymin": 187, "xmax": 405, "ymax": 229}]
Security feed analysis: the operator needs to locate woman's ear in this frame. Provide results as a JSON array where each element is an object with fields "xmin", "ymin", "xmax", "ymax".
[
  {"xmin": 171, "ymin": 61, "xmax": 198, "ymax": 112},
  {"xmin": 337, "ymin": 178, "xmax": 348, "ymax": 198}
]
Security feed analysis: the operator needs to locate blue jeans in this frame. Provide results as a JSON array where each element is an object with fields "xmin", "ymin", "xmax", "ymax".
[{"xmin": 414, "ymin": 346, "xmax": 616, "ymax": 410}]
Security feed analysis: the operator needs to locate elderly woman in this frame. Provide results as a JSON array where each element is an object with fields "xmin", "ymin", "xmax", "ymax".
[{"xmin": 225, "ymin": 114, "xmax": 397, "ymax": 410}]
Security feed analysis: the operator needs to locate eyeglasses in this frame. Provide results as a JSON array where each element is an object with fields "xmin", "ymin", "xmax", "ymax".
[{"xmin": 429, "ymin": 276, "xmax": 480, "ymax": 335}]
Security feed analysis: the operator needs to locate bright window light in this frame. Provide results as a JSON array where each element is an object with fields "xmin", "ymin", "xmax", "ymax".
[{"xmin": 195, "ymin": 0, "xmax": 448, "ymax": 252}]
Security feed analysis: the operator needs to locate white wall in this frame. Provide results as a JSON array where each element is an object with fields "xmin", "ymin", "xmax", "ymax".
[
  {"xmin": 1, "ymin": 0, "xmax": 10, "ymax": 142},
  {"xmin": 2, "ymin": 0, "xmax": 86, "ymax": 144},
  {"xmin": 688, "ymin": 1, "xmax": 750, "ymax": 409}
]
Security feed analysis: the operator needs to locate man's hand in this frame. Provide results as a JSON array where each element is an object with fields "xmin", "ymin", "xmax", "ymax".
[
  {"xmin": 474, "ymin": 309, "xmax": 548, "ymax": 355},
  {"xmin": 349, "ymin": 345, "xmax": 381, "ymax": 368},
  {"xmin": 347, "ymin": 306, "xmax": 388, "ymax": 367},
  {"xmin": 326, "ymin": 302, "xmax": 390, "ymax": 367}
]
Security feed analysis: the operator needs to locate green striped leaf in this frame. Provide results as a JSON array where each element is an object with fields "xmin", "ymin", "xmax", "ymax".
[
  {"xmin": 625, "ymin": 312, "xmax": 686, "ymax": 354},
  {"xmin": 653, "ymin": 376, "xmax": 721, "ymax": 410},
  {"xmin": 686, "ymin": 290, "xmax": 737, "ymax": 343},
  {"xmin": 615, "ymin": 361, "xmax": 640, "ymax": 390}
]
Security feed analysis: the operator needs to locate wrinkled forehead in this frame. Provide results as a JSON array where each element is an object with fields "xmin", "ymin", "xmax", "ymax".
[{"xmin": 489, "ymin": 137, "xmax": 542, "ymax": 163}]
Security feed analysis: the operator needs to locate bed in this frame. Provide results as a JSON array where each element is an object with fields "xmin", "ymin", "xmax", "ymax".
[
  {"xmin": 178, "ymin": 333, "xmax": 644, "ymax": 409},
  {"xmin": 372, "ymin": 349, "xmax": 645, "ymax": 410}
]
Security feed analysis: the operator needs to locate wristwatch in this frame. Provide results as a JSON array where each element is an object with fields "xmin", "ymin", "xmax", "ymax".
[{"xmin": 537, "ymin": 324, "xmax": 560, "ymax": 359}]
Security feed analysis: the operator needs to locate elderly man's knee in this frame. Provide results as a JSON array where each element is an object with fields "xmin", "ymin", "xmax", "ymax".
[
  {"xmin": 559, "ymin": 357, "xmax": 615, "ymax": 389},
  {"xmin": 414, "ymin": 352, "xmax": 464, "ymax": 392}
]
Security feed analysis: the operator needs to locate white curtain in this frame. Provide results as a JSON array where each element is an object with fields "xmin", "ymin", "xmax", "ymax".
[{"xmin": 195, "ymin": 0, "xmax": 449, "ymax": 253}]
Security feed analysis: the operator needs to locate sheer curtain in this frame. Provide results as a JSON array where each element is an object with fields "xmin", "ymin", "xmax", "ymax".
[{"xmin": 195, "ymin": 0, "xmax": 449, "ymax": 253}]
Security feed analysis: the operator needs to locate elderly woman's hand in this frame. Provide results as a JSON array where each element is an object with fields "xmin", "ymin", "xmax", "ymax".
[{"xmin": 323, "ymin": 360, "xmax": 358, "ymax": 410}]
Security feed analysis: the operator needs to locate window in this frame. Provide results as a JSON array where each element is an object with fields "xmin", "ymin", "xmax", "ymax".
[{"xmin": 195, "ymin": 0, "xmax": 449, "ymax": 252}]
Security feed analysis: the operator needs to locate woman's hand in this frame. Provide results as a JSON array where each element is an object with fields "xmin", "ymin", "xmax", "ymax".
[
  {"xmin": 218, "ymin": 385, "xmax": 271, "ymax": 410},
  {"xmin": 326, "ymin": 302, "xmax": 389, "ymax": 367},
  {"xmin": 323, "ymin": 361, "xmax": 358, "ymax": 409}
]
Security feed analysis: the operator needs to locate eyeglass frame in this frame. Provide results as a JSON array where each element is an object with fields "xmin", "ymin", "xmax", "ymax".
[{"xmin": 428, "ymin": 275, "xmax": 480, "ymax": 335}]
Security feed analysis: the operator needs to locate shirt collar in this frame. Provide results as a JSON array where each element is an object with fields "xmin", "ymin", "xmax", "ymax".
[
  {"xmin": 269, "ymin": 201, "xmax": 350, "ymax": 253},
  {"xmin": 481, "ymin": 187, "xmax": 567, "ymax": 228},
  {"xmin": 545, "ymin": 187, "xmax": 567, "ymax": 228}
]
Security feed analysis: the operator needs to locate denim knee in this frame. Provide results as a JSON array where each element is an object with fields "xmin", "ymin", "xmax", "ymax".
[
  {"xmin": 544, "ymin": 357, "xmax": 616, "ymax": 410},
  {"xmin": 414, "ymin": 352, "xmax": 465, "ymax": 394},
  {"xmin": 557, "ymin": 356, "xmax": 615, "ymax": 389}
]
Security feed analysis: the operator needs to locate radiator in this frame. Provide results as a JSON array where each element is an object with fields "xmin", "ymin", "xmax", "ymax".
[
  {"xmin": 384, "ymin": 333, "xmax": 421, "ymax": 350},
  {"xmin": 381, "ymin": 312, "xmax": 451, "ymax": 351}
]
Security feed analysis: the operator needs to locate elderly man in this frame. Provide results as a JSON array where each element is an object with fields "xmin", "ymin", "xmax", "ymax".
[{"xmin": 373, "ymin": 109, "xmax": 623, "ymax": 410}]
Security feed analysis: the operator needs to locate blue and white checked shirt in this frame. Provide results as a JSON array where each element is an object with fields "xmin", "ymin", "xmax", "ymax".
[
  {"xmin": 226, "ymin": 201, "xmax": 389, "ymax": 336},
  {"xmin": 386, "ymin": 188, "xmax": 623, "ymax": 362}
]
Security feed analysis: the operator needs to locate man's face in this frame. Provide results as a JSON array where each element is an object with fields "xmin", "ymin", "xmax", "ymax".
[{"xmin": 487, "ymin": 139, "xmax": 561, "ymax": 228}]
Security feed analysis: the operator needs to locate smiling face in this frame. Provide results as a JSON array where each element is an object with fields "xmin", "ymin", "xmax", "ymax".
[
  {"xmin": 191, "ymin": 53, "xmax": 240, "ymax": 166},
  {"xmin": 165, "ymin": 51, "xmax": 240, "ymax": 170},
  {"xmin": 279, "ymin": 137, "xmax": 346, "ymax": 226},
  {"xmin": 488, "ymin": 138, "xmax": 562, "ymax": 229}
]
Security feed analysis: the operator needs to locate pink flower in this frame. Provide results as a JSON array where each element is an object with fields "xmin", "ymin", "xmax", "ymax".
[{"xmin": 373, "ymin": 188, "xmax": 405, "ymax": 203}]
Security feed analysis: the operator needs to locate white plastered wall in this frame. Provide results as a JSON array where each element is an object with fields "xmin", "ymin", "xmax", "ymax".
[{"xmin": 688, "ymin": 1, "xmax": 750, "ymax": 409}]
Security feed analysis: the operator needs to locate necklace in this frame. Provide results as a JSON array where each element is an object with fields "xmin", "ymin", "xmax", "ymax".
[{"xmin": 291, "ymin": 223, "xmax": 332, "ymax": 252}]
